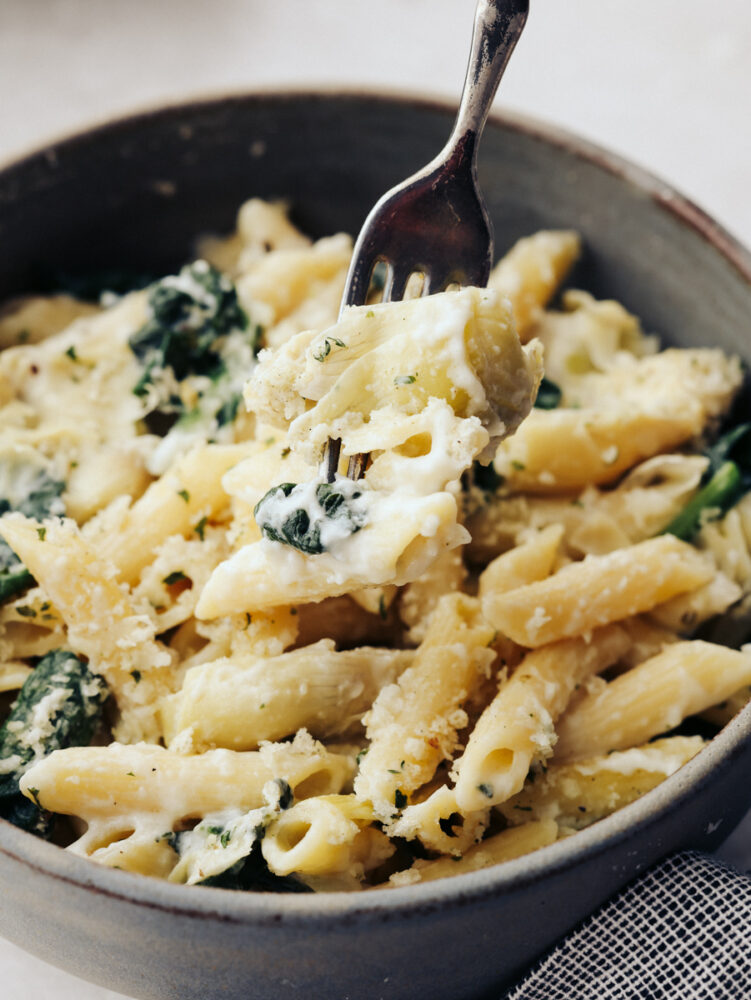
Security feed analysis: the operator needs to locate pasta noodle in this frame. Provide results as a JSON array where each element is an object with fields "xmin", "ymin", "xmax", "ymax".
[
  {"xmin": 451, "ymin": 625, "xmax": 630, "ymax": 811},
  {"xmin": 554, "ymin": 642, "xmax": 751, "ymax": 762},
  {"xmin": 497, "ymin": 736, "xmax": 705, "ymax": 830}
]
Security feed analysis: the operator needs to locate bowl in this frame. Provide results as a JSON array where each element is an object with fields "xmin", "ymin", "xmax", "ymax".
[{"xmin": 1, "ymin": 90, "xmax": 750, "ymax": 1000}]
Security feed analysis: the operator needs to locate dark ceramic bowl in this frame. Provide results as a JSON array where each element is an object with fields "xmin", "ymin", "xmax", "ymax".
[{"xmin": 1, "ymin": 91, "xmax": 750, "ymax": 1000}]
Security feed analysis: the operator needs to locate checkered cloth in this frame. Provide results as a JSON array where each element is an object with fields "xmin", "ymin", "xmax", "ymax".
[{"xmin": 503, "ymin": 851, "xmax": 751, "ymax": 999}]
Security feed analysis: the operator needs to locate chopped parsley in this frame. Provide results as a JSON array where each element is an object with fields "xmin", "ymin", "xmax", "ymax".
[
  {"xmin": 394, "ymin": 789, "xmax": 407, "ymax": 810},
  {"xmin": 394, "ymin": 374, "xmax": 417, "ymax": 386},
  {"xmin": 477, "ymin": 783, "xmax": 494, "ymax": 799},
  {"xmin": 162, "ymin": 570, "xmax": 189, "ymax": 586},
  {"xmin": 193, "ymin": 516, "xmax": 208, "ymax": 541},
  {"xmin": 312, "ymin": 336, "xmax": 346, "ymax": 362}
]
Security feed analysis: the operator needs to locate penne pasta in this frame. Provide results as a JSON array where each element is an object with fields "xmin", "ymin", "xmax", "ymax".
[
  {"xmin": 555, "ymin": 642, "xmax": 751, "ymax": 761},
  {"xmin": 162, "ymin": 642, "xmax": 413, "ymax": 750},
  {"xmin": 488, "ymin": 230, "xmax": 581, "ymax": 340},
  {"xmin": 355, "ymin": 593, "xmax": 495, "ymax": 820},
  {"xmin": 452, "ymin": 625, "xmax": 630, "ymax": 812},
  {"xmin": 498, "ymin": 736, "xmax": 705, "ymax": 829},
  {"xmin": 485, "ymin": 535, "xmax": 713, "ymax": 648},
  {"xmin": 388, "ymin": 820, "xmax": 559, "ymax": 886}
]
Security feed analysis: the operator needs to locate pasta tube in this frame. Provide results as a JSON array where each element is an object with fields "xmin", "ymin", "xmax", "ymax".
[
  {"xmin": 389, "ymin": 785, "xmax": 489, "ymax": 856},
  {"xmin": 479, "ymin": 524, "xmax": 563, "ymax": 618},
  {"xmin": 485, "ymin": 535, "xmax": 713, "ymax": 648},
  {"xmin": 97, "ymin": 443, "xmax": 248, "ymax": 584},
  {"xmin": 247, "ymin": 286, "xmax": 542, "ymax": 463},
  {"xmin": 355, "ymin": 593, "xmax": 495, "ymax": 820},
  {"xmin": 262, "ymin": 795, "xmax": 392, "ymax": 880},
  {"xmin": 555, "ymin": 641, "xmax": 751, "ymax": 761},
  {"xmin": 19, "ymin": 736, "xmax": 350, "ymax": 826},
  {"xmin": 494, "ymin": 407, "xmax": 703, "ymax": 493},
  {"xmin": 488, "ymin": 230, "xmax": 581, "ymax": 339},
  {"xmin": 389, "ymin": 820, "xmax": 558, "ymax": 886},
  {"xmin": 452, "ymin": 625, "xmax": 630, "ymax": 812},
  {"xmin": 162, "ymin": 642, "xmax": 413, "ymax": 750},
  {"xmin": 196, "ymin": 489, "xmax": 468, "ymax": 616},
  {"xmin": 498, "ymin": 736, "xmax": 705, "ymax": 829},
  {"xmin": 0, "ymin": 514, "xmax": 174, "ymax": 743}
]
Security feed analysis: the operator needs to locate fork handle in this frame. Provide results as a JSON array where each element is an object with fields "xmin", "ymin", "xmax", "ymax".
[{"xmin": 449, "ymin": 0, "xmax": 529, "ymax": 157}]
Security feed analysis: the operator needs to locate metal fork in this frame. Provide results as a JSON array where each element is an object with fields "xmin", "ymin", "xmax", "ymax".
[{"xmin": 321, "ymin": 0, "xmax": 529, "ymax": 483}]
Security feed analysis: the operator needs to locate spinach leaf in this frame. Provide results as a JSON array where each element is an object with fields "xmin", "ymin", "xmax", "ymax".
[
  {"xmin": 0, "ymin": 649, "xmax": 108, "ymax": 836},
  {"xmin": 198, "ymin": 843, "xmax": 313, "ymax": 893},
  {"xmin": 170, "ymin": 780, "xmax": 301, "ymax": 890},
  {"xmin": 0, "ymin": 460, "xmax": 66, "ymax": 604},
  {"xmin": 129, "ymin": 261, "xmax": 256, "ymax": 427},
  {"xmin": 254, "ymin": 481, "xmax": 368, "ymax": 555},
  {"xmin": 533, "ymin": 376, "xmax": 562, "ymax": 410},
  {"xmin": 662, "ymin": 423, "xmax": 751, "ymax": 541}
]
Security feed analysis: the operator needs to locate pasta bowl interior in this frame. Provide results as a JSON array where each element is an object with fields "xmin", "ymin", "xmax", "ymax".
[{"xmin": 0, "ymin": 91, "xmax": 751, "ymax": 1000}]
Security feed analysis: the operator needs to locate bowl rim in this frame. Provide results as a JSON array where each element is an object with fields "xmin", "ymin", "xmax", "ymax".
[
  {"xmin": 1, "ymin": 86, "xmax": 751, "ymax": 928},
  {"xmin": 0, "ymin": 84, "xmax": 749, "ymax": 284}
]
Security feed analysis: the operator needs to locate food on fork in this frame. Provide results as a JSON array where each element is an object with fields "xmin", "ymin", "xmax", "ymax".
[{"xmin": 196, "ymin": 287, "xmax": 542, "ymax": 615}]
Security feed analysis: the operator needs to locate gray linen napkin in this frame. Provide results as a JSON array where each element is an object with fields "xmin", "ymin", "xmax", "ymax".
[{"xmin": 502, "ymin": 851, "xmax": 751, "ymax": 999}]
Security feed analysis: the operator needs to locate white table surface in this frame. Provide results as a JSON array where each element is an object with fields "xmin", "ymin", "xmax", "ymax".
[{"xmin": 0, "ymin": 1, "xmax": 749, "ymax": 997}]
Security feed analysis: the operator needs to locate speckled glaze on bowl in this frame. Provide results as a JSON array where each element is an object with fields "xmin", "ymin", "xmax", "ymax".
[{"xmin": 0, "ymin": 91, "xmax": 750, "ymax": 1000}]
